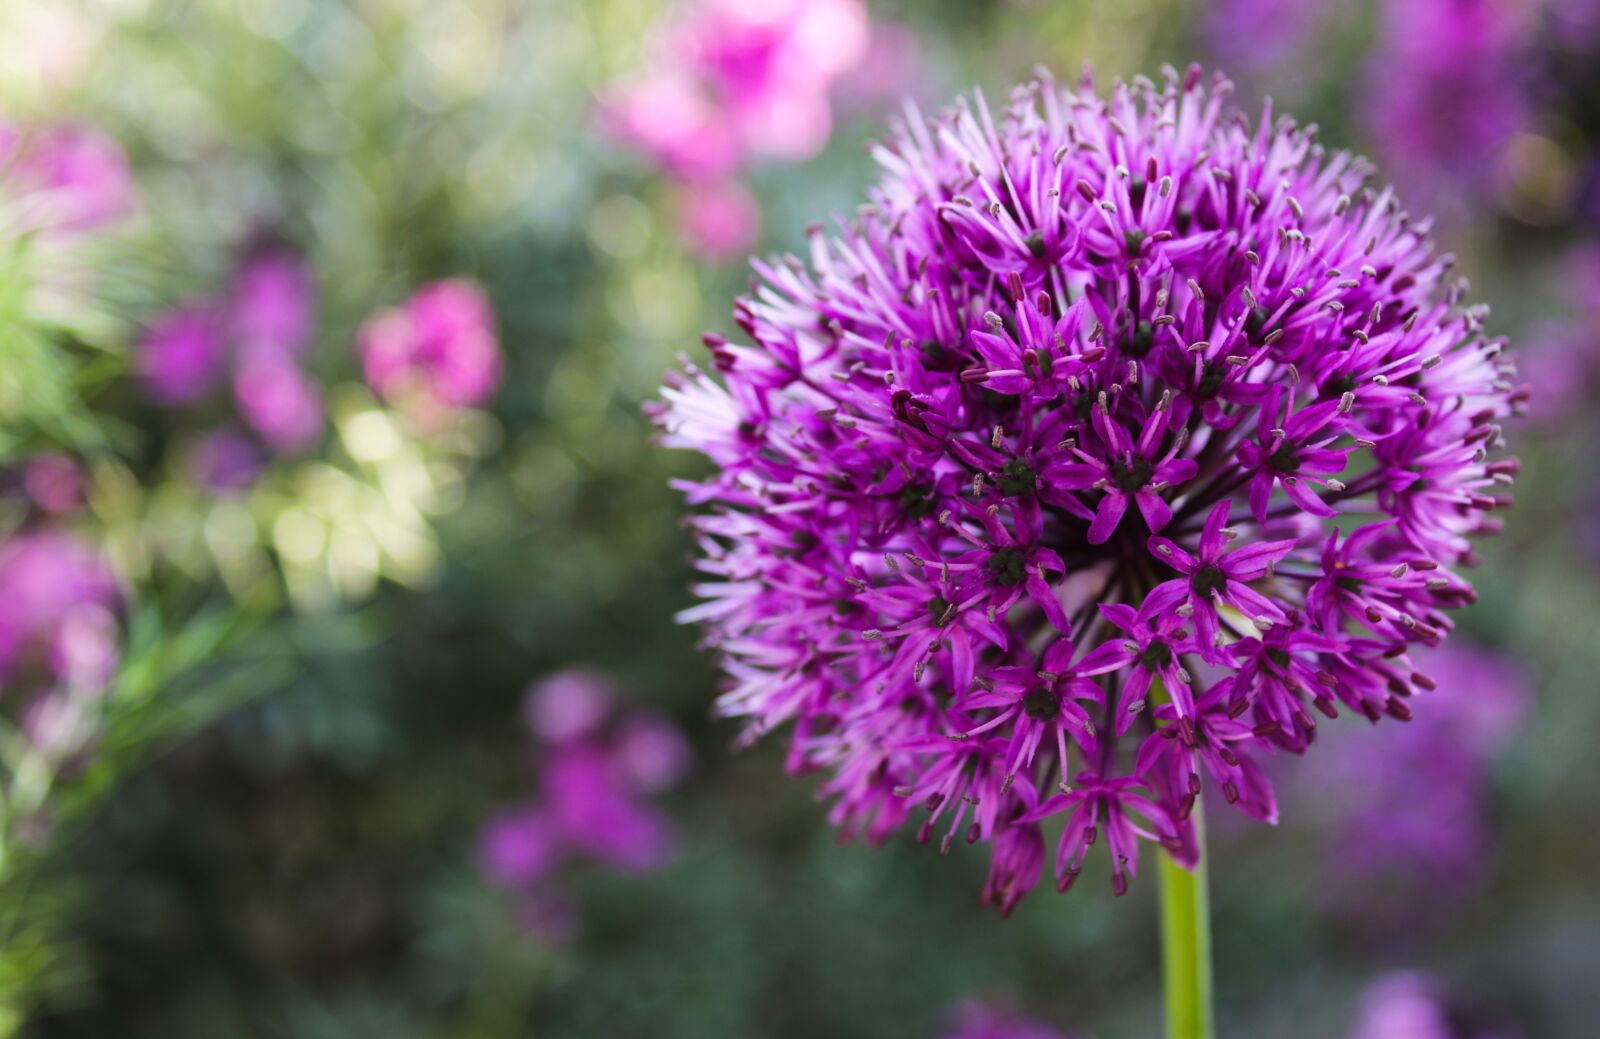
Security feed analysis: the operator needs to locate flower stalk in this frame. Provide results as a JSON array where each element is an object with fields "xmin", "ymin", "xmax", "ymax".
[{"xmin": 1159, "ymin": 803, "xmax": 1215, "ymax": 1039}]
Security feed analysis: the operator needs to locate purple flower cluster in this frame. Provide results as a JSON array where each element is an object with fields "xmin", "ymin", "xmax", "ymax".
[
  {"xmin": 358, "ymin": 278, "xmax": 502, "ymax": 427},
  {"xmin": 140, "ymin": 242, "xmax": 322, "ymax": 465},
  {"xmin": 478, "ymin": 669, "xmax": 690, "ymax": 943},
  {"xmin": 598, "ymin": 0, "xmax": 870, "ymax": 259},
  {"xmin": 655, "ymin": 67, "xmax": 1521, "ymax": 909},
  {"xmin": 0, "ymin": 532, "xmax": 122, "ymax": 761}
]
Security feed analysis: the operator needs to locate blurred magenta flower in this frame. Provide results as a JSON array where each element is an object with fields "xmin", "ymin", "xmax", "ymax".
[
  {"xmin": 654, "ymin": 66, "xmax": 1522, "ymax": 908},
  {"xmin": 139, "ymin": 244, "xmax": 324, "ymax": 455},
  {"xmin": 0, "ymin": 120, "xmax": 134, "ymax": 234},
  {"xmin": 0, "ymin": 531, "xmax": 122, "ymax": 762},
  {"xmin": 358, "ymin": 278, "xmax": 502, "ymax": 422},
  {"xmin": 233, "ymin": 356, "xmax": 323, "ymax": 455},
  {"xmin": 138, "ymin": 305, "xmax": 227, "ymax": 405},
  {"xmin": 1347, "ymin": 972, "xmax": 1521, "ymax": 1039},
  {"xmin": 1361, "ymin": 0, "xmax": 1533, "ymax": 204},
  {"xmin": 943, "ymin": 1002, "xmax": 1072, "ymax": 1039},
  {"xmin": 230, "ymin": 244, "xmax": 315, "ymax": 359},
  {"xmin": 479, "ymin": 669, "xmax": 690, "ymax": 943},
  {"xmin": 674, "ymin": 180, "xmax": 760, "ymax": 261}
]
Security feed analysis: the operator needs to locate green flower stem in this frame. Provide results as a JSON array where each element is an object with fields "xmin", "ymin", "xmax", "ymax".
[{"xmin": 1158, "ymin": 802, "xmax": 1215, "ymax": 1039}]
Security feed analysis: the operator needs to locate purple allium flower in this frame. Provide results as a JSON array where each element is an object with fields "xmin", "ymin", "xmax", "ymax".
[
  {"xmin": 0, "ymin": 121, "xmax": 134, "ymax": 234},
  {"xmin": 358, "ymin": 278, "xmax": 502, "ymax": 421},
  {"xmin": 1346, "ymin": 972, "xmax": 1521, "ymax": 1039},
  {"xmin": 479, "ymin": 669, "xmax": 690, "ymax": 943},
  {"xmin": 1361, "ymin": 0, "xmax": 1533, "ymax": 205},
  {"xmin": 942, "ymin": 1001, "xmax": 1073, "ymax": 1039},
  {"xmin": 653, "ymin": 67, "xmax": 1521, "ymax": 908}
]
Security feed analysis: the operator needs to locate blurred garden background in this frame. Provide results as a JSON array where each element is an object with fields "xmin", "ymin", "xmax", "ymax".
[{"xmin": 0, "ymin": 0, "xmax": 1596, "ymax": 1036}]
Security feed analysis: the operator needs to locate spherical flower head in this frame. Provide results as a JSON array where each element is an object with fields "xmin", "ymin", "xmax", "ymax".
[
  {"xmin": 654, "ymin": 66, "xmax": 1521, "ymax": 910},
  {"xmin": 359, "ymin": 278, "xmax": 502, "ymax": 420}
]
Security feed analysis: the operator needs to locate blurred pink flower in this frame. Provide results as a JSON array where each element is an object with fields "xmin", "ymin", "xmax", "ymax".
[
  {"xmin": 1347, "ymin": 972, "xmax": 1521, "ymax": 1039},
  {"xmin": 613, "ymin": 714, "xmax": 692, "ymax": 793},
  {"xmin": 479, "ymin": 804, "xmax": 563, "ymax": 888},
  {"xmin": 480, "ymin": 668, "xmax": 690, "ymax": 943},
  {"xmin": 233, "ymin": 356, "xmax": 324, "ymax": 454},
  {"xmin": 598, "ymin": 72, "xmax": 742, "ymax": 183},
  {"xmin": 542, "ymin": 745, "xmax": 677, "ymax": 872},
  {"xmin": 22, "ymin": 454, "xmax": 84, "ymax": 516},
  {"xmin": 0, "ymin": 121, "xmax": 135, "ymax": 234},
  {"xmin": 675, "ymin": 180, "xmax": 760, "ymax": 261},
  {"xmin": 0, "ymin": 531, "xmax": 121, "ymax": 695},
  {"xmin": 230, "ymin": 245, "xmax": 315, "ymax": 359},
  {"xmin": 140, "ymin": 243, "xmax": 325, "ymax": 455},
  {"xmin": 602, "ymin": 0, "xmax": 869, "ymax": 178},
  {"xmin": 359, "ymin": 278, "xmax": 502, "ymax": 420},
  {"xmin": 526, "ymin": 668, "xmax": 614, "ymax": 744}
]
